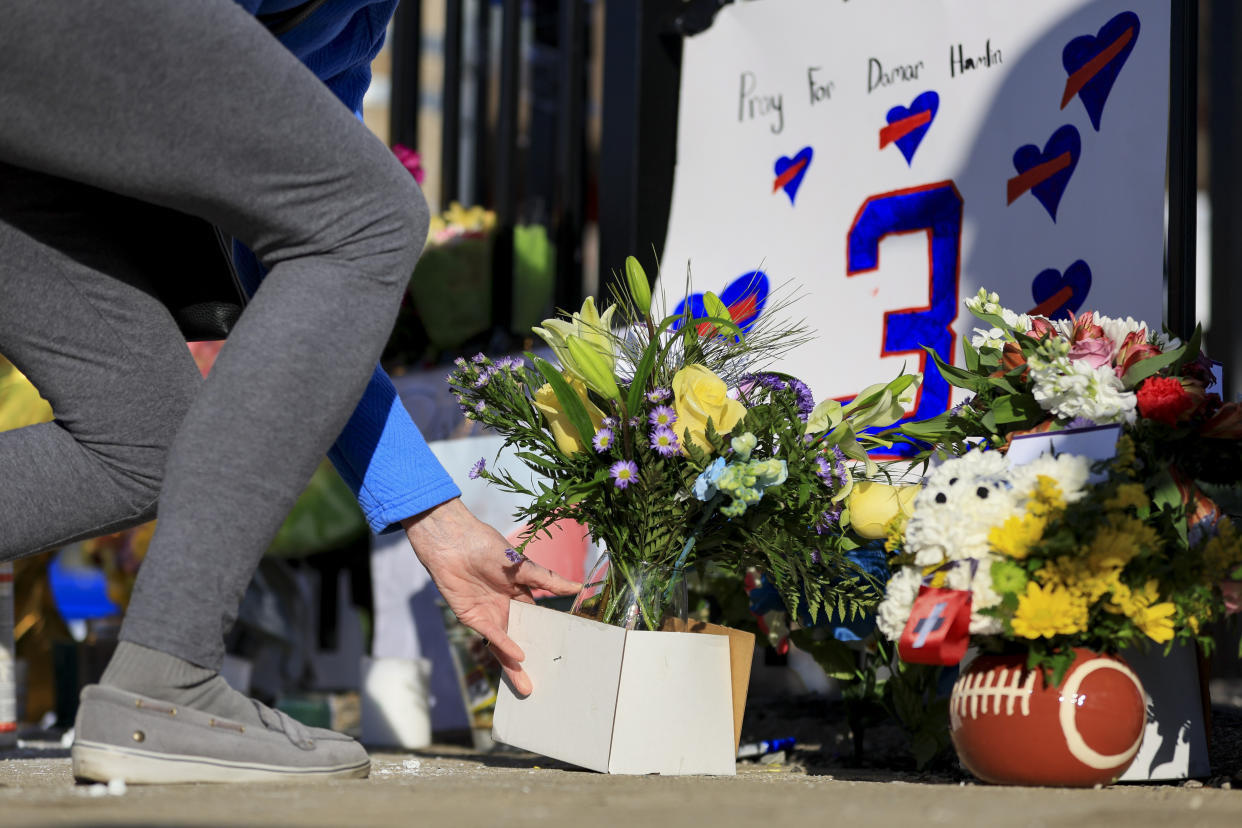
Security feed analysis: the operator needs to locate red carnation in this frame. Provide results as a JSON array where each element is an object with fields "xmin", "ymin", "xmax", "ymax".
[{"xmin": 1136, "ymin": 376, "xmax": 1195, "ymax": 426}]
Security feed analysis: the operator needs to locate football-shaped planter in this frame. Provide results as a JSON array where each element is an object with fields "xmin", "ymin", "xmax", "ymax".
[{"xmin": 950, "ymin": 649, "xmax": 1145, "ymax": 786}]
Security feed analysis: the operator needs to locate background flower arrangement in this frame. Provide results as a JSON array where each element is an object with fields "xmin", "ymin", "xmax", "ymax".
[{"xmin": 448, "ymin": 258, "xmax": 924, "ymax": 630}]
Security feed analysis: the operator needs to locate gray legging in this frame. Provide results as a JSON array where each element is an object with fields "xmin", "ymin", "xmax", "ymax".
[{"xmin": 0, "ymin": 0, "xmax": 428, "ymax": 669}]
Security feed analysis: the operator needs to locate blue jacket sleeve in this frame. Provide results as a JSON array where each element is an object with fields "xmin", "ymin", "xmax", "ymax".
[{"xmin": 328, "ymin": 365, "xmax": 461, "ymax": 534}]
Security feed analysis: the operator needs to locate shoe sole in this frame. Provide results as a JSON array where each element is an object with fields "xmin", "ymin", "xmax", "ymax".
[{"xmin": 72, "ymin": 740, "xmax": 371, "ymax": 784}]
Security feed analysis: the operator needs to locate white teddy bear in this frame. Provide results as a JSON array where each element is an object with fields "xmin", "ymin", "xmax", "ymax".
[{"xmin": 877, "ymin": 450, "xmax": 1091, "ymax": 640}]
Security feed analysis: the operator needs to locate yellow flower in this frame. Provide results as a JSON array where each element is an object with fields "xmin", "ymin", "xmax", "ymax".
[
  {"xmin": 1203, "ymin": 518, "xmax": 1242, "ymax": 580},
  {"xmin": 1105, "ymin": 483, "xmax": 1149, "ymax": 513},
  {"xmin": 672, "ymin": 364, "xmax": 746, "ymax": 452},
  {"xmin": 1027, "ymin": 475, "xmax": 1066, "ymax": 518},
  {"xmin": 532, "ymin": 376, "xmax": 605, "ymax": 454},
  {"xmin": 1137, "ymin": 601, "xmax": 1177, "ymax": 643},
  {"xmin": 989, "ymin": 514, "xmax": 1046, "ymax": 560},
  {"xmin": 1087, "ymin": 516, "xmax": 1154, "ymax": 572},
  {"xmin": 848, "ymin": 481, "xmax": 920, "ymax": 540},
  {"xmin": 1011, "ymin": 581, "xmax": 1087, "ymax": 639}
]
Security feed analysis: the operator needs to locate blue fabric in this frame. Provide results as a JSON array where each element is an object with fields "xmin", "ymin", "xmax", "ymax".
[{"xmin": 232, "ymin": 0, "xmax": 460, "ymax": 534}]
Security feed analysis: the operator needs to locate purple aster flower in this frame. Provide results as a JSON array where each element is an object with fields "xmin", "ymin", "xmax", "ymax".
[
  {"xmin": 504, "ymin": 547, "xmax": 525, "ymax": 564},
  {"xmin": 628, "ymin": 416, "xmax": 642, "ymax": 428},
  {"xmin": 454, "ymin": 357, "xmax": 467, "ymax": 368},
  {"xmin": 814, "ymin": 506, "xmax": 843, "ymax": 535},
  {"xmin": 788, "ymin": 377, "xmax": 815, "ymax": 420},
  {"xmin": 468, "ymin": 457, "xmax": 486, "ymax": 479},
  {"xmin": 649, "ymin": 426, "xmax": 680, "ymax": 457},
  {"xmin": 600, "ymin": 416, "xmax": 618, "ymax": 429},
  {"xmin": 811, "ymin": 549, "xmax": 822, "ymax": 565},
  {"xmin": 648, "ymin": 405, "xmax": 677, "ymax": 428},
  {"xmin": 473, "ymin": 373, "xmax": 490, "ymax": 389},
  {"xmin": 475, "ymin": 401, "xmax": 487, "ymax": 413},
  {"xmin": 646, "ymin": 388, "xmax": 671, "ymax": 403},
  {"xmin": 743, "ymin": 373, "xmax": 786, "ymax": 391},
  {"xmin": 814, "ymin": 455, "xmax": 834, "ymax": 483},
  {"xmin": 610, "ymin": 460, "xmax": 639, "ymax": 489},
  {"xmin": 508, "ymin": 357, "xmax": 525, "ymax": 370},
  {"xmin": 593, "ymin": 428, "xmax": 614, "ymax": 453},
  {"xmin": 1065, "ymin": 416, "xmax": 1097, "ymax": 430},
  {"xmin": 472, "ymin": 353, "xmax": 488, "ymax": 364}
]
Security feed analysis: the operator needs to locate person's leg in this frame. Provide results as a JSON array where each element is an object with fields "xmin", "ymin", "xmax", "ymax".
[
  {"xmin": 0, "ymin": 165, "xmax": 202, "ymax": 558},
  {"xmin": 0, "ymin": 0, "xmax": 427, "ymax": 674}
]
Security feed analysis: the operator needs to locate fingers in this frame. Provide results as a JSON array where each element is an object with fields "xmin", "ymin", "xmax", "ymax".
[
  {"xmin": 476, "ymin": 624, "xmax": 532, "ymax": 696},
  {"xmin": 474, "ymin": 621, "xmax": 526, "ymax": 667},
  {"xmin": 515, "ymin": 559, "xmax": 583, "ymax": 596}
]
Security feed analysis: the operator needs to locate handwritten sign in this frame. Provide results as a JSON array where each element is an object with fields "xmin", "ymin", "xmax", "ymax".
[{"xmin": 657, "ymin": 1, "xmax": 1169, "ymax": 442}]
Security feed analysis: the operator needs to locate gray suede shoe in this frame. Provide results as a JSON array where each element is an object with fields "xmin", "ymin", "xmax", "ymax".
[{"xmin": 71, "ymin": 684, "xmax": 370, "ymax": 784}]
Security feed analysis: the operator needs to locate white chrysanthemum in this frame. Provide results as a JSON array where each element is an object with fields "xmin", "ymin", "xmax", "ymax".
[
  {"xmin": 876, "ymin": 565, "xmax": 923, "ymax": 641},
  {"xmin": 904, "ymin": 452, "xmax": 1019, "ymax": 567},
  {"xmin": 943, "ymin": 559, "xmax": 1004, "ymax": 635},
  {"xmin": 1027, "ymin": 354, "xmax": 1137, "ymax": 424},
  {"xmin": 1011, "ymin": 453, "xmax": 1091, "ymax": 504}
]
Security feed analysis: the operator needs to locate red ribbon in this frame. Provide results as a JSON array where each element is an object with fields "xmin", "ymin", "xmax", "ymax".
[{"xmin": 898, "ymin": 586, "xmax": 972, "ymax": 665}]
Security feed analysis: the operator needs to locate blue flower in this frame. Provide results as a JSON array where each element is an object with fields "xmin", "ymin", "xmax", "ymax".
[
  {"xmin": 693, "ymin": 457, "xmax": 727, "ymax": 501},
  {"xmin": 468, "ymin": 457, "xmax": 486, "ymax": 479}
]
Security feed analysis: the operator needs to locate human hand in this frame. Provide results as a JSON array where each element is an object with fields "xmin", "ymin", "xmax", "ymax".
[{"xmin": 401, "ymin": 498, "xmax": 581, "ymax": 696}]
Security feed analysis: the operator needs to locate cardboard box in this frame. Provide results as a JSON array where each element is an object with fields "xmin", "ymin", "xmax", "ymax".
[{"xmin": 492, "ymin": 601, "xmax": 754, "ymax": 775}]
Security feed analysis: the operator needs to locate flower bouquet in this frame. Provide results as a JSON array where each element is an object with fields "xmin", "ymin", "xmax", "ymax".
[
  {"xmin": 874, "ymin": 445, "xmax": 1242, "ymax": 785},
  {"xmin": 448, "ymin": 258, "xmax": 924, "ymax": 631}
]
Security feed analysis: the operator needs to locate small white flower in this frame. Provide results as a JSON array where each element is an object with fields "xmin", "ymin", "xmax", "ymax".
[{"xmin": 877, "ymin": 566, "xmax": 924, "ymax": 641}]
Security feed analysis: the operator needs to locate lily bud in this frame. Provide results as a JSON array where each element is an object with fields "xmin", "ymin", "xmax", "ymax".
[
  {"xmin": 625, "ymin": 256, "xmax": 652, "ymax": 317},
  {"xmin": 566, "ymin": 336, "xmax": 621, "ymax": 401}
]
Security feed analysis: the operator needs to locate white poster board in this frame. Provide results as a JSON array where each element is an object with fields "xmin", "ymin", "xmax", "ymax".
[{"xmin": 658, "ymin": 0, "xmax": 1170, "ymax": 446}]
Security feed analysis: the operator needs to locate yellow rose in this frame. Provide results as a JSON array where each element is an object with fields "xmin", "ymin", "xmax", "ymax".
[
  {"xmin": 533, "ymin": 377, "xmax": 605, "ymax": 454},
  {"xmin": 847, "ymin": 481, "xmax": 921, "ymax": 540},
  {"xmin": 672, "ymin": 364, "xmax": 746, "ymax": 452}
]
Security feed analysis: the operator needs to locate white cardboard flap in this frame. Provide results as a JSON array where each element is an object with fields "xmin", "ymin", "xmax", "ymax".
[
  {"xmin": 608, "ymin": 630, "xmax": 736, "ymax": 776},
  {"xmin": 492, "ymin": 601, "xmax": 626, "ymax": 773},
  {"xmin": 1007, "ymin": 424, "xmax": 1121, "ymax": 483}
]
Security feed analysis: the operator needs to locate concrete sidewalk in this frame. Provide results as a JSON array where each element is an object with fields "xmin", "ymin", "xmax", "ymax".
[{"xmin": 1, "ymin": 743, "xmax": 1239, "ymax": 828}]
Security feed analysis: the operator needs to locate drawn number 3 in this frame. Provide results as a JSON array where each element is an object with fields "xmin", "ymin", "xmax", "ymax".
[{"xmin": 846, "ymin": 181, "xmax": 963, "ymax": 451}]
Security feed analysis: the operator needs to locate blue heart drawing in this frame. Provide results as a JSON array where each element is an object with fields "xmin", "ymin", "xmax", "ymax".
[
  {"xmin": 1011, "ymin": 124, "xmax": 1081, "ymax": 222},
  {"xmin": 884, "ymin": 91, "xmax": 939, "ymax": 165},
  {"xmin": 1062, "ymin": 11, "xmax": 1141, "ymax": 131},
  {"xmin": 773, "ymin": 147, "xmax": 813, "ymax": 205},
  {"xmin": 672, "ymin": 271, "xmax": 770, "ymax": 335},
  {"xmin": 1031, "ymin": 260, "xmax": 1092, "ymax": 320}
]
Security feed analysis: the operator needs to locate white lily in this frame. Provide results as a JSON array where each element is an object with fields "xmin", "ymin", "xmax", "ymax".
[{"xmin": 532, "ymin": 296, "xmax": 618, "ymax": 383}]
